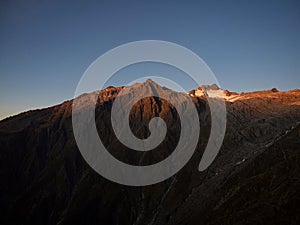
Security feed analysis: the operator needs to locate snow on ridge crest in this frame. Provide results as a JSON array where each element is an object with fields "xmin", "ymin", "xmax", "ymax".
[{"xmin": 188, "ymin": 86, "xmax": 241, "ymax": 102}]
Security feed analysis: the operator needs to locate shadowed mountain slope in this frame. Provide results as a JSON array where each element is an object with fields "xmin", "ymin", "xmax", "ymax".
[{"xmin": 0, "ymin": 80, "xmax": 300, "ymax": 225}]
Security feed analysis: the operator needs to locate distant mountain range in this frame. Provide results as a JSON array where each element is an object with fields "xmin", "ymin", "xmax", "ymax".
[{"xmin": 0, "ymin": 80, "xmax": 300, "ymax": 225}]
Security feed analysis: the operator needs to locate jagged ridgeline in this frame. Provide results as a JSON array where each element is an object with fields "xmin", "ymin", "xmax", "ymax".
[
  {"xmin": 0, "ymin": 80, "xmax": 300, "ymax": 225},
  {"xmin": 94, "ymin": 80, "xmax": 209, "ymax": 166}
]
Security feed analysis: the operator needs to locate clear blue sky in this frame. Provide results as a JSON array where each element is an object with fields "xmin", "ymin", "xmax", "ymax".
[{"xmin": 0, "ymin": 0, "xmax": 299, "ymax": 119}]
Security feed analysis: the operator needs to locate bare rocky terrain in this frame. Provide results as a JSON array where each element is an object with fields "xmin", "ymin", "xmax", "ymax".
[{"xmin": 0, "ymin": 80, "xmax": 299, "ymax": 225}]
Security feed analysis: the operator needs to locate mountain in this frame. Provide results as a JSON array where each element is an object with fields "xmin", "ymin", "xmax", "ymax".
[{"xmin": 0, "ymin": 80, "xmax": 300, "ymax": 225}]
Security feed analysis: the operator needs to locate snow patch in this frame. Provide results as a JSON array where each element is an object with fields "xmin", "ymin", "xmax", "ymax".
[{"xmin": 207, "ymin": 90, "xmax": 241, "ymax": 102}]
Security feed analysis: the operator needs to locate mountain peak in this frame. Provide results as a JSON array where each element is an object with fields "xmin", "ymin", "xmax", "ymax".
[
  {"xmin": 200, "ymin": 83, "xmax": 220, "ymax": 90},
  {"xmin": 145, "ymin": 78, "xmax": 155, "ymax": 84},
  {"xmin": 142, "ymin": 79, "xmax": 164, "ymax": 90}
]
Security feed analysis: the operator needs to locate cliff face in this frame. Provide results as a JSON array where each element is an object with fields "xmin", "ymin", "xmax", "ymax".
[{"xmin": 0, "ymin": 81, "xmax": 300, "ymax": 225}]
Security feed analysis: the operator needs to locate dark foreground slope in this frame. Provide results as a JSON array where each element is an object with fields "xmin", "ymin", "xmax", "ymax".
[
  {"xmin": 201, "ymin": 123, "xmax": 300, "ymax": 225},
  {"xmin": 0, "ymin": 81, "xmax": 300, "ymax": 225}
]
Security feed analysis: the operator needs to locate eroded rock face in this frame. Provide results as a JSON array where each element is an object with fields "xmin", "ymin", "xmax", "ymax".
[{"xmin": 0, "ymin": 80, "xmax": 300, "ymax": 225}]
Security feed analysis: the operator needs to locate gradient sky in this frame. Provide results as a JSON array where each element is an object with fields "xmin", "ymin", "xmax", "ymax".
[{"xmin": 0, "ymin": 0, "xmax": 300, "ymax": 120}]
